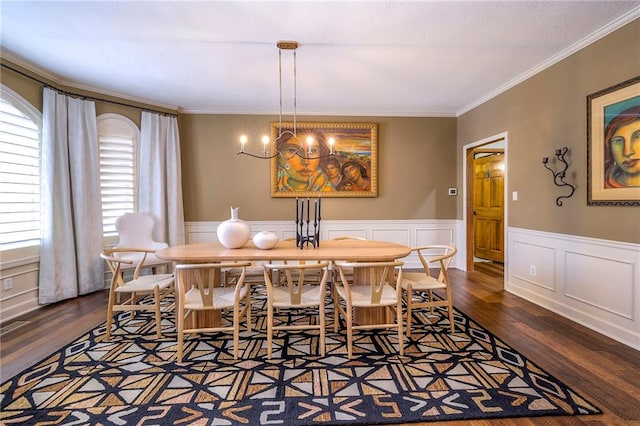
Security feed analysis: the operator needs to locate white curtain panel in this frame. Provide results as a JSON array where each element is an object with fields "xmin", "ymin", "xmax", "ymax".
[
  {"xmin": 39, "ymin": 88, "xmax": 104, "ymax": 304},
  {"xmin": 139, "ymin": 112, "xmax": 185, "ymax": 247}
]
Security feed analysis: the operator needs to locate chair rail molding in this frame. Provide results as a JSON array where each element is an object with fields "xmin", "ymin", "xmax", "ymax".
[{"xmin": 185, "ymin": 219, "xmax": 463, "ymax": 271}]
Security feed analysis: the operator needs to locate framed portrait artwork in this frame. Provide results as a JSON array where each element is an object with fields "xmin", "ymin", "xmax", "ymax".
[
  {"xmin": 270, "ymin": 122, "xmax": 378, "ymax": 198},
  {"xmin": 587, "ymin": 75, "xmax": 640, "ymax": 206}
]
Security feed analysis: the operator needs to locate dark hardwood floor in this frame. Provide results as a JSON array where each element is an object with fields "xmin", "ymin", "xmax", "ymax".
[{"xmin": 1, "ymin": 263, "xmax": 638, "ymax": 425}]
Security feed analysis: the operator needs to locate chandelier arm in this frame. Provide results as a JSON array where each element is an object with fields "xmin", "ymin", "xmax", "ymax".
[
  {"xmin": 237, "ymin": 151, "xmax": 279, "ymax": 159},
  {"xmin": 237, "ymin": 149, "xmax": 336, "ymax": 161},
  {"xmin": 291, "ymin": 152, "xmax": 336, "ymax": 161}
]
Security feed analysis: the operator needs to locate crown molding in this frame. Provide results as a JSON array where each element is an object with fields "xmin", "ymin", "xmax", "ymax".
[
  {"xmin": 1, "ymin": 48, "xmax": 180, "ymax": 113},
  {"xmin": 179, "ymin": 108, "xmax": 455, "ymax": 117},
  {"xmin": 456, "ymin": 6, "xmax": 640, "ymax": 117}
]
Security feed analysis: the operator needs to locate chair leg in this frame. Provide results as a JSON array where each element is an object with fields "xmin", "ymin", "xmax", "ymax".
[
  {"xmin": 346, "ymin": 303, "xmax": 353, "ymax": 359},
  {"xmin": 245, "ymin": 284, "xmax": 252, "ymax": 331},
  {"xmin": 233, "ymin": 306, "xmax": 239, "ymax": 360},
  {"xmin": 177, "ymin": 307, "xmax": 184, "ymax": 364},
  {"xmin": 333, "ymin": 286, "xmax": 340, "ymax": 333},
  {"xmin": 397, "ymin": 300, "xmax": 404, "ymax": 356},
  {"xmin": 448, "ymin": 307, "xmax": 455, "ymax": 333},
  {"xmin": 319, "ymin": 299, "xmax": 326, "ymax": 357},
  {"xmin": 405, "ymin": 285, "xmax": 413, "ymax": 338},
  {"xmin": 446, "ymin": 287, "xmax": 455, "ymax": 333},
  {"xmin": 130, "ymin": 292, "xmax": 137, "ymax": 322},
  {"xmin": 154, "ymin": 286, "xmax": 162, "ymax": 338},
  {"xmin": 106, "ymin": 290, "xmax": 117, "ymax": 340},
  {"xmin": 267, "ymin": 303, "xmax": 274, "ymax": 359}
]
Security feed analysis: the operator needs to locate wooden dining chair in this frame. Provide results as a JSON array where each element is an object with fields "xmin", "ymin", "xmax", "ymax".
[
  {"xmin": 224, "ymin": 260, "xmax": 279, "ymax": 329},
  {"xmin": 329, "ymin": 236, "xmax": 368, "ymax": 312},
  {"xmin": 276, "ymin": 239, "xmax": 324, "ymax": 286},
  {"xmin": 333, "ymin": 260, "xmax": 404, "ymax": 358},
  {"xmin": 175, "ymin": 261, "xmax": 252, "ymax": 363},
  {"xmin": 400, "ymin": 245, "xmax": 457, "ymax": 336},
  {"xmin": 100, "ymin": 248, "xmax": 175, "ymax": 340},
  {"xmin": 331, "ymin": 236, "xmax": 367, "ymax": 241},
  {"xmin": 262, "ymin": 261, "xmax": 330, "ymax": 359}
]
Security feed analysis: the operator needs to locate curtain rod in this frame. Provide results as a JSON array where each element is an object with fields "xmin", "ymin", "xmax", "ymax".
[{"xmin": 1, "ymin": 63, "xmax": 178, "ymax": 117}]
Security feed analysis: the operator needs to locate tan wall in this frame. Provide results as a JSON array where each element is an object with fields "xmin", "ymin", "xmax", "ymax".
[
  {"xmin": 1, "ymin": 63, "xmax": 44, "ymax": 110},
  {"xmin": 2, "ymin": 19, "xmax": 637, "ymax": 239},
  {"xmin": 178, "ymin": 114, "xmax": 458, "ymax": 221},
  {"xmin": 457, "ymin": 19, "xmax": 640, "ymax": 244},
  {"xmin": 0, "ymin": 59, "xmax": 175, "ymax": 127}
]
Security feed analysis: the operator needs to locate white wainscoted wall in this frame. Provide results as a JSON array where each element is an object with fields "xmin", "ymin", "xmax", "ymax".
[
  {"xmin": 184, "ymin": 219, "xmax": 463, "ymax": 271},
  {"xmin": 2, "ymin": 221, "xmax": 638, "ymax": 352},
  {"xmin": 507, "ymin": 227, "xmax": 640, "ymax": 350}
]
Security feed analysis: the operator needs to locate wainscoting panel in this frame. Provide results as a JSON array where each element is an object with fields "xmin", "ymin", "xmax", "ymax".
[
  {"xmin": 0, "ymin": 256, "xmax": 40, "ymax": 324},
  {"xmin": 416, "ymin": 227, "xmax": 455, "ymax": 247},
  {"xmin": 507, "ymin": 227, "xmax": 640, "ymax": 350},
  {"xmin": 564, "ymin": 250, "xmax": 634, "ymax": 320},
  {"xmin": 370, "ymin": 228, "xmax": 411, "ymax": 246},
  {"xmin": 510, "ymin": 240, "xmax": 556, "ymax": 292},
  {"xmin": 326, "ymin": 229, "xmax": 367, "ymax": 240}
]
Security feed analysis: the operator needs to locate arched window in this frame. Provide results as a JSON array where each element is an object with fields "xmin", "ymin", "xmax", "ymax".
[
  {"xmin": 98, "ymin": 113, "xmax": 139, "ymax": 235},
  {"xmin": 0, "ymin": 85, "xmax": 41, "ymax": 249}
]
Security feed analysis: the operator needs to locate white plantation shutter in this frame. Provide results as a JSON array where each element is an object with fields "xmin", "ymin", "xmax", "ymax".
[
  {"xmin": 98, "ymin": 114, "xmax": 138, "ymax": 235},
  {"xmin": 0, "ymin": 88, "xmax": 41, "ymax": 249}
]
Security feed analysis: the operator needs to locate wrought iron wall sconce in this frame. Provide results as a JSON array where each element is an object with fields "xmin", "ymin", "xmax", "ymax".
[{"xmin": 542, "ymin": 147, "xmax": 576, "ymax": 206}]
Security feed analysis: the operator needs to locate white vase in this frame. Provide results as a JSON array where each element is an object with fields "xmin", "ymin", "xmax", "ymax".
[
  {"xmin": 253, "ymin": 231, "xmax": 279, "ymax": 250},
  {"xmin": 217, "ymin": 207, "xmax": 251, "ymax": 249}
]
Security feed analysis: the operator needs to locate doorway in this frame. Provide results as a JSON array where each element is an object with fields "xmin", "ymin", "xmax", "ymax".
[{"xmin": 464, "ymin": 135, "xmax": 507, "ymax": 274}]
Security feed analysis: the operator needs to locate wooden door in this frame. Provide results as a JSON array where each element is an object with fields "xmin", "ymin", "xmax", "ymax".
[{"xmin": 473, "ymin": 152, "xmax": 504, "ymax": 262}]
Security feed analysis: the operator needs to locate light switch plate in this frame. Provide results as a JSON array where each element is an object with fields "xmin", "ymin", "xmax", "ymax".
[
  {"xmin": 3, "ymin": 277, "xmax": 13, "ymax": 290},
  {"xmin": 448, "ymin": 188, "xmax": 457, "ymax": 196}
]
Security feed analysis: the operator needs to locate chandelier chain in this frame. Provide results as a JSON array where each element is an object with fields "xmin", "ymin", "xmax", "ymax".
[{"xmin": 293, "ymin": 48, "xmax": 297, "ymax": 136}]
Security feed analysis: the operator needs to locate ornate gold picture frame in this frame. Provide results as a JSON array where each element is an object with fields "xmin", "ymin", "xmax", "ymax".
[
  {"xmin": 270, "ymin": 122, "xmax": 378, "ymax": 198},
  {"xmin": 587, "ymin": 76, "xmax": 640, "ymax": 206}
]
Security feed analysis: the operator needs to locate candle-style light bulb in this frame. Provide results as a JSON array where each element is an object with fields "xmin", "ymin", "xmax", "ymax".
[
  {"xmin": 239, "ymin": 134, "xmax": 248, "ymax": 153},
  {"xmin": 306, "ymin": 136, "xmax": 314, "ymax": 155},
  {"xmin": 262, "ymin": 135, "xmax": 270, "ymax": 156},
  {"xmin": 328, "ymin": 137, "xmax": 335, "ymax": 154}
]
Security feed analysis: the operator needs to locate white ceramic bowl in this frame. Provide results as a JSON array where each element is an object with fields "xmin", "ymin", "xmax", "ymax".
[{"xmin": 253, "ymin": 231, "xmax": 279, "ymax": 250}]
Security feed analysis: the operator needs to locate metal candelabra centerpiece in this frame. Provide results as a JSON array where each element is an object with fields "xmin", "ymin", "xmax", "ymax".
[
  {"xmin": 295, "ymin": 197, "xmax": 321, "ymax": 249},
  {"xmin": 542, "ymin": 146, "xmax": 576, "ymax": 206}
]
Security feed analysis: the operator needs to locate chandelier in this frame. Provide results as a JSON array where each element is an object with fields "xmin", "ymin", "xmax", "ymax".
[{"xmin": 237, "ymin": 41, "xmax": 335, "ymax": 159}]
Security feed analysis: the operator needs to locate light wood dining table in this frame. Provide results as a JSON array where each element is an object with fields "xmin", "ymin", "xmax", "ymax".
[{"xmin": 156, "ymin": 238, "xmax": 411, "ymax": 326}]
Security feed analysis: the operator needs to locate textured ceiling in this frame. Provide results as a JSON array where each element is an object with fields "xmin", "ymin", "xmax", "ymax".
[{"xmin": 1, "ymin": 1, "xmax": 639, "ymax": 116}]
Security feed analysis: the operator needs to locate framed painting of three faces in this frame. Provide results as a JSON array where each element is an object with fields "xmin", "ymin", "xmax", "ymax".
[{"xmin": 270, "ymin": 121, "xmax": 378, "ymax": 198}]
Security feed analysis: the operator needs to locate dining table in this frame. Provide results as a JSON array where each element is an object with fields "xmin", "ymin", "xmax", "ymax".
[{"xmin": 156, "ymin": 238, "xmax": 412, "ymax": 326}]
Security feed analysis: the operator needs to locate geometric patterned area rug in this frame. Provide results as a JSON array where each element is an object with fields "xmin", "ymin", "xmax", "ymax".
[{"xmin": 0, "ymin": 289, "xmax": 601, "ymax": 425}]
